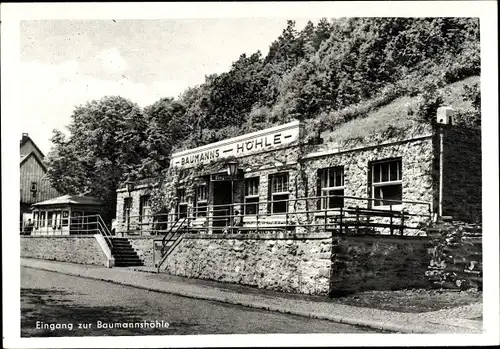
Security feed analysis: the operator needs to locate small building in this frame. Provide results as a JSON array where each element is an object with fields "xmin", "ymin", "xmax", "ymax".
[
  {"xmin": 115, "ymin": 103, "xmax": 481, "ymax": 236},
  {"xmin": 20, "ymin": 133, "xmax": 60, "ymax": 231},
  {"xmin": 31, "ymin": 195, "xmax": 104, "ymax": 235}
]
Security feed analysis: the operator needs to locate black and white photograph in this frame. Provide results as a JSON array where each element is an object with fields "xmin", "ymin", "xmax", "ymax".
[{"xmin": 2, "ymin": 1, "xmax": 499, "ymax": 348}]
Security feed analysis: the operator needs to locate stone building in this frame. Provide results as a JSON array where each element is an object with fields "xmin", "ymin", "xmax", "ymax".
[
  {"xmin": 33, "ymin": 104, "xmax": 478, "ymax": 295},
  {"xmin": 115, "ymin": 107, "xmax": 481, "ymax": 236}
]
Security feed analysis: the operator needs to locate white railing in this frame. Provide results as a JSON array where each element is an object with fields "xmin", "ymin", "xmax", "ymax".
[
  {"xmin": 112, "ymin": 194, "xmax": 432, "ymax": 236},
  {"xmin": 20, "ymin": 214, "xmax": 114, "ymax": 247}
]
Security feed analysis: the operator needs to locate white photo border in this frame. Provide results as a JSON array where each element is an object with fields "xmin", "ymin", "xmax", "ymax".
[{"xmin": 2, "ymin": 1, "xmax": 498, "ymax": 347}]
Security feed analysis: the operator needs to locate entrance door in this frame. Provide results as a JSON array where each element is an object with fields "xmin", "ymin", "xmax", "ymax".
[
  {"xmin": 213, "ymin": 181, "xmax": 232, "ymax": 231},
  {"xmin": 123, "ymin": 198, "xmax": 132, "ymax": 233}
]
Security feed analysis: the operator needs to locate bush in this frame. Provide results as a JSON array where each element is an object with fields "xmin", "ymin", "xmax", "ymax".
[
  {"xmin": 413, "ymin": 83, "xmax": 444, "ymax": 123},
  {"xmin": 462, "ymin": 82, "xmax": 481, "ymax": 113}
]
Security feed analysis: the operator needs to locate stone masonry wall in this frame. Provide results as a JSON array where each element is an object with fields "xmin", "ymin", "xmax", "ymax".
[
  {"xmin": 21, "ymin": 236, "xmax": 108, "ymax": 266},
  {"xmin": 425, "ymin": 220, "xmax": 482, "ymax": 290},
  {"xmin": 128, "ymin": 237, "xmax": 156, "ymax": 267},
  {"xmin": 116, "ymin": 137, "xmax": 436, "ymax": 234},
  {"xmin": 162, "ymin": 234, "xmax": 332, "ymax": 295},
  {"xmin": 441, "ymin": 126, "xmax": 482, "ymax": 222},
  {"xmin": 305, "ymin": 137, "xmax": 435, "ymax": 232},
  {"xmin": 330, "ymin": 234, "xmax": 432, "ymax": 295},
  {"xmin": 116, "ymin": 146, "xmax": 302, "ymax": 233},
  {"xmin": 116, "ymin": 185, "xmax": 154, "ymax": 234},
  {"xmin": 141, "ymin": 231, "xmax": 434, "ymax": 296}
]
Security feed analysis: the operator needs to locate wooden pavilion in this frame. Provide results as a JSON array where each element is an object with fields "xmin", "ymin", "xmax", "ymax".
[{"xmin": 31, "ymin": 195, "xmax": 104, "ymax": 235}]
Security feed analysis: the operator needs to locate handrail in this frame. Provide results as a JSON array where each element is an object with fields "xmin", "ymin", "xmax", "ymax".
[
  {"xmin": 96, "ymin": 215, "xmax": 113, "ymax": 248},
  {"xmin": 22, "ymin": 213, "xmax": 114, "ymax": 246},
  {"xmin": 157, "ymin": 217, "xmax": 188, "ymax": 272},
  {"xmin": 22, "ymin": 194, "xmax": 432, "ymax": 237},
  {"xmin": 111, "ymin": 197, "xmax": 431, "ymax": 234},
  {"xmin": 160, "ymin": 217, "xmax": 187, "ymax": 255}
]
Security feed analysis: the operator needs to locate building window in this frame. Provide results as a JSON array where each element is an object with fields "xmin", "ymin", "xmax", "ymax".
[
  {"xmin": 71, "ymin": 211, "xmax": 83, "ymax": 229},
  {"xmin": 47, "ymin": 212, "xmax": 53, "ymax": 227},
  {"xmin": 62, "ymin": 211, "xmax": 69, "ymax": 227},
  {"xmin": 244, "ymin": 177, "xmax": 260, "ymax": 215},
  {"xmin": 39, "ymin": 211, "xmax": 46, "ymax": 227},
  {"xmin": 269, "ymin": 173, "xmax": 289, "ymax": 214},
  {"xmin": 177, "ymin": 188, "xmax": 188, "ymax": 219},
  {"xmin": 372, "ymin": 159, "xmax": 402, "ymax": 207},
  {"xmin": 318, "ymin": 166, "xmax": 345, "ymax": 209},
  {"xmin": 139, "ymin": 195, "xmax": 151, "ymax": 222},
  {"xmin": 30, "ymin": 182, "xmax": 37, "ymax": 197},
  {"xmin": 123, "ymin": 197, "xmax": 132, "ymax": 224},
  {"xmin": 195, "ymin": 184, "xmax": 208, "ymax": 217}
]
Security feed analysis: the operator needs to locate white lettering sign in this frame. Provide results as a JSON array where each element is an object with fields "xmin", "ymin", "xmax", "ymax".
[{"xmin": 171, "ymin": 120, "xmax": 301, "ymax": 169}]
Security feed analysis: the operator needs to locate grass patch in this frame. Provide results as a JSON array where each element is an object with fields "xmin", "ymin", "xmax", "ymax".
[{"xmin": 319, "ymin": 75, "xmax": 480, "ymax": 150}]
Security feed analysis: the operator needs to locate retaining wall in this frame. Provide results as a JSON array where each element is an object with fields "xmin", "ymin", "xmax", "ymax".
[
  {"xmin": 128, "ymin": 237, "xmax": 156, "ymax": 267},
  {"xmin": 21, "ymin": 235, "xmax": 108, "ymax": 266},
  {"xmin": 425, "ymin": 220, "xmax": 482, "ymax": 290},
  {"xmin": 159, "ymin": 233, "xmax": 331, "ymax": 295},
  {"xmin": 330, "ymin": 234, "xmax": 432, "ymax": 295},
  {"xmin": 153, "ymin": 232, "xmax": 432, "ymax": 296}
]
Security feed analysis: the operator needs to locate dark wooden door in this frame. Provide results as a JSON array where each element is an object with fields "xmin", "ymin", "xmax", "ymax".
[{"xmin": 213, "ymin": 181, "xmax": 232, "ymax": 229}]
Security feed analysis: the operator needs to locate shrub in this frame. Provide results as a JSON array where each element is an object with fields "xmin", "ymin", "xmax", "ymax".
[{"xmin": 414, "ymin": 83, "xmax": 444, "ymax": 123}]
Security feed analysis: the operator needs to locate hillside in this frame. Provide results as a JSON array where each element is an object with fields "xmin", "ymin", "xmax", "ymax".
[
  {"xmin": 161, "ymin": 18, "xmax": 480, "ymax": 154},
  {"xmin": 318, "ymin": 75, "xmax": 480, "ymax": 150}
]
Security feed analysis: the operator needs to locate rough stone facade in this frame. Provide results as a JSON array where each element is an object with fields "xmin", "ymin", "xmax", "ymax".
[
  {"xmin": 426, "ymin": 220, "xmax": 482, "ymax": 290},
  {"xmin": 330, "ymin": 234, "xmax": 432, "ymax": 295},
  {"xmin": 116, "ymin": 137, "xmax": 437, "ymax": 235},
  {"xmin": 162, "ymin": 233, "xmax": 332, "ymax": 295},
  {"xmin": 128, "ymin": 232, "xmax": 434, "ymax": 295},
  {"xmin": 128, "ymin": 236, "xmax": 156, "ymax": 267},
  {"xmin": 304, "ymin": 136, "xmax": 435, "ymax": 232},
  {"xmin": 116, "ymin": 183, "xmax": 156, "ymax": 234},
  {"xmin": 21, "ymin": 236, "xmax": 108, "ymax": 266}
]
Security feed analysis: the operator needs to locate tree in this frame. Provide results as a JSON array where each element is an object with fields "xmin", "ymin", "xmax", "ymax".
[
  {"xmin": 265, "ymin": 20, "xmax": 305, "ymax": 72},
  {"xmin": 302, "ymin": 18, "xmax": 333, "ymax": 56},
  {"xmin": 204, "ymin": 52, "xmax": 265, "ymax": 130},
  {"xmin": 144, "ymin": 97, "xmax": 189, "ymax": 144},
  {"xmin": 46, "ymin": 96, "xmax": 149, "ymax": 221},
  {"xmin": 138, "ymin": 97, "xmax": 192, "ymax": 178}
]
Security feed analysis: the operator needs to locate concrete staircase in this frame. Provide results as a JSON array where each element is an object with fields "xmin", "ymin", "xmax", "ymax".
[{"xmin": 109, "ymin": 238, "xmax": 143, "ymax": 267}]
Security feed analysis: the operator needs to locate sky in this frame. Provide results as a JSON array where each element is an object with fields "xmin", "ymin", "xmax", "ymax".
[{"xmin": 19, "ymin": 18, "xmax": 316, "ymax": 155}]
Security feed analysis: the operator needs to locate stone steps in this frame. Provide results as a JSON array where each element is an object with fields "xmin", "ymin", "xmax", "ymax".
[{"xmin": 109, "ymin": 238, "xmax": 143, "ymax": 267}]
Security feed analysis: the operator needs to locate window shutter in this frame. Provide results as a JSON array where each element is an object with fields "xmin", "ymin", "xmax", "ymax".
[
  {"xmin": 267, "ymin": 176, "xmax": 272, "ymax": 213},
  {"xmin": 367, "ymin": 162, "xmax": 373, "ymax": 209},
  {"xmin": 193, "ymin": 185, "xmax": 198, "ymax": 209},
  {"xmin": 316, "ymin": 169, "xmax": 322, "ymax": 210}
]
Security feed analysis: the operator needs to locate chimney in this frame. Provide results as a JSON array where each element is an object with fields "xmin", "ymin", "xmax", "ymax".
[
  {"xmin": 21, "ymin": 133, "xmax": 29, "ymax": 143},
  {"xmin": 436, "ymin": 106, "xmax": 454, "ymax": 125}
]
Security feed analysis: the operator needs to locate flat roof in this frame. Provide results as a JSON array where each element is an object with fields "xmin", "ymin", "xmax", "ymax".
[{"xmin": 32, "ymin": 195, "xmax": 103, "ymax": 207}]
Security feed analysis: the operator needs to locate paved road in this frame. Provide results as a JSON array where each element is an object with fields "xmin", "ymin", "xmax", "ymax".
[{"xmin": 21, "ymin": 267, "xmax": 377, "ymax": 337}]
